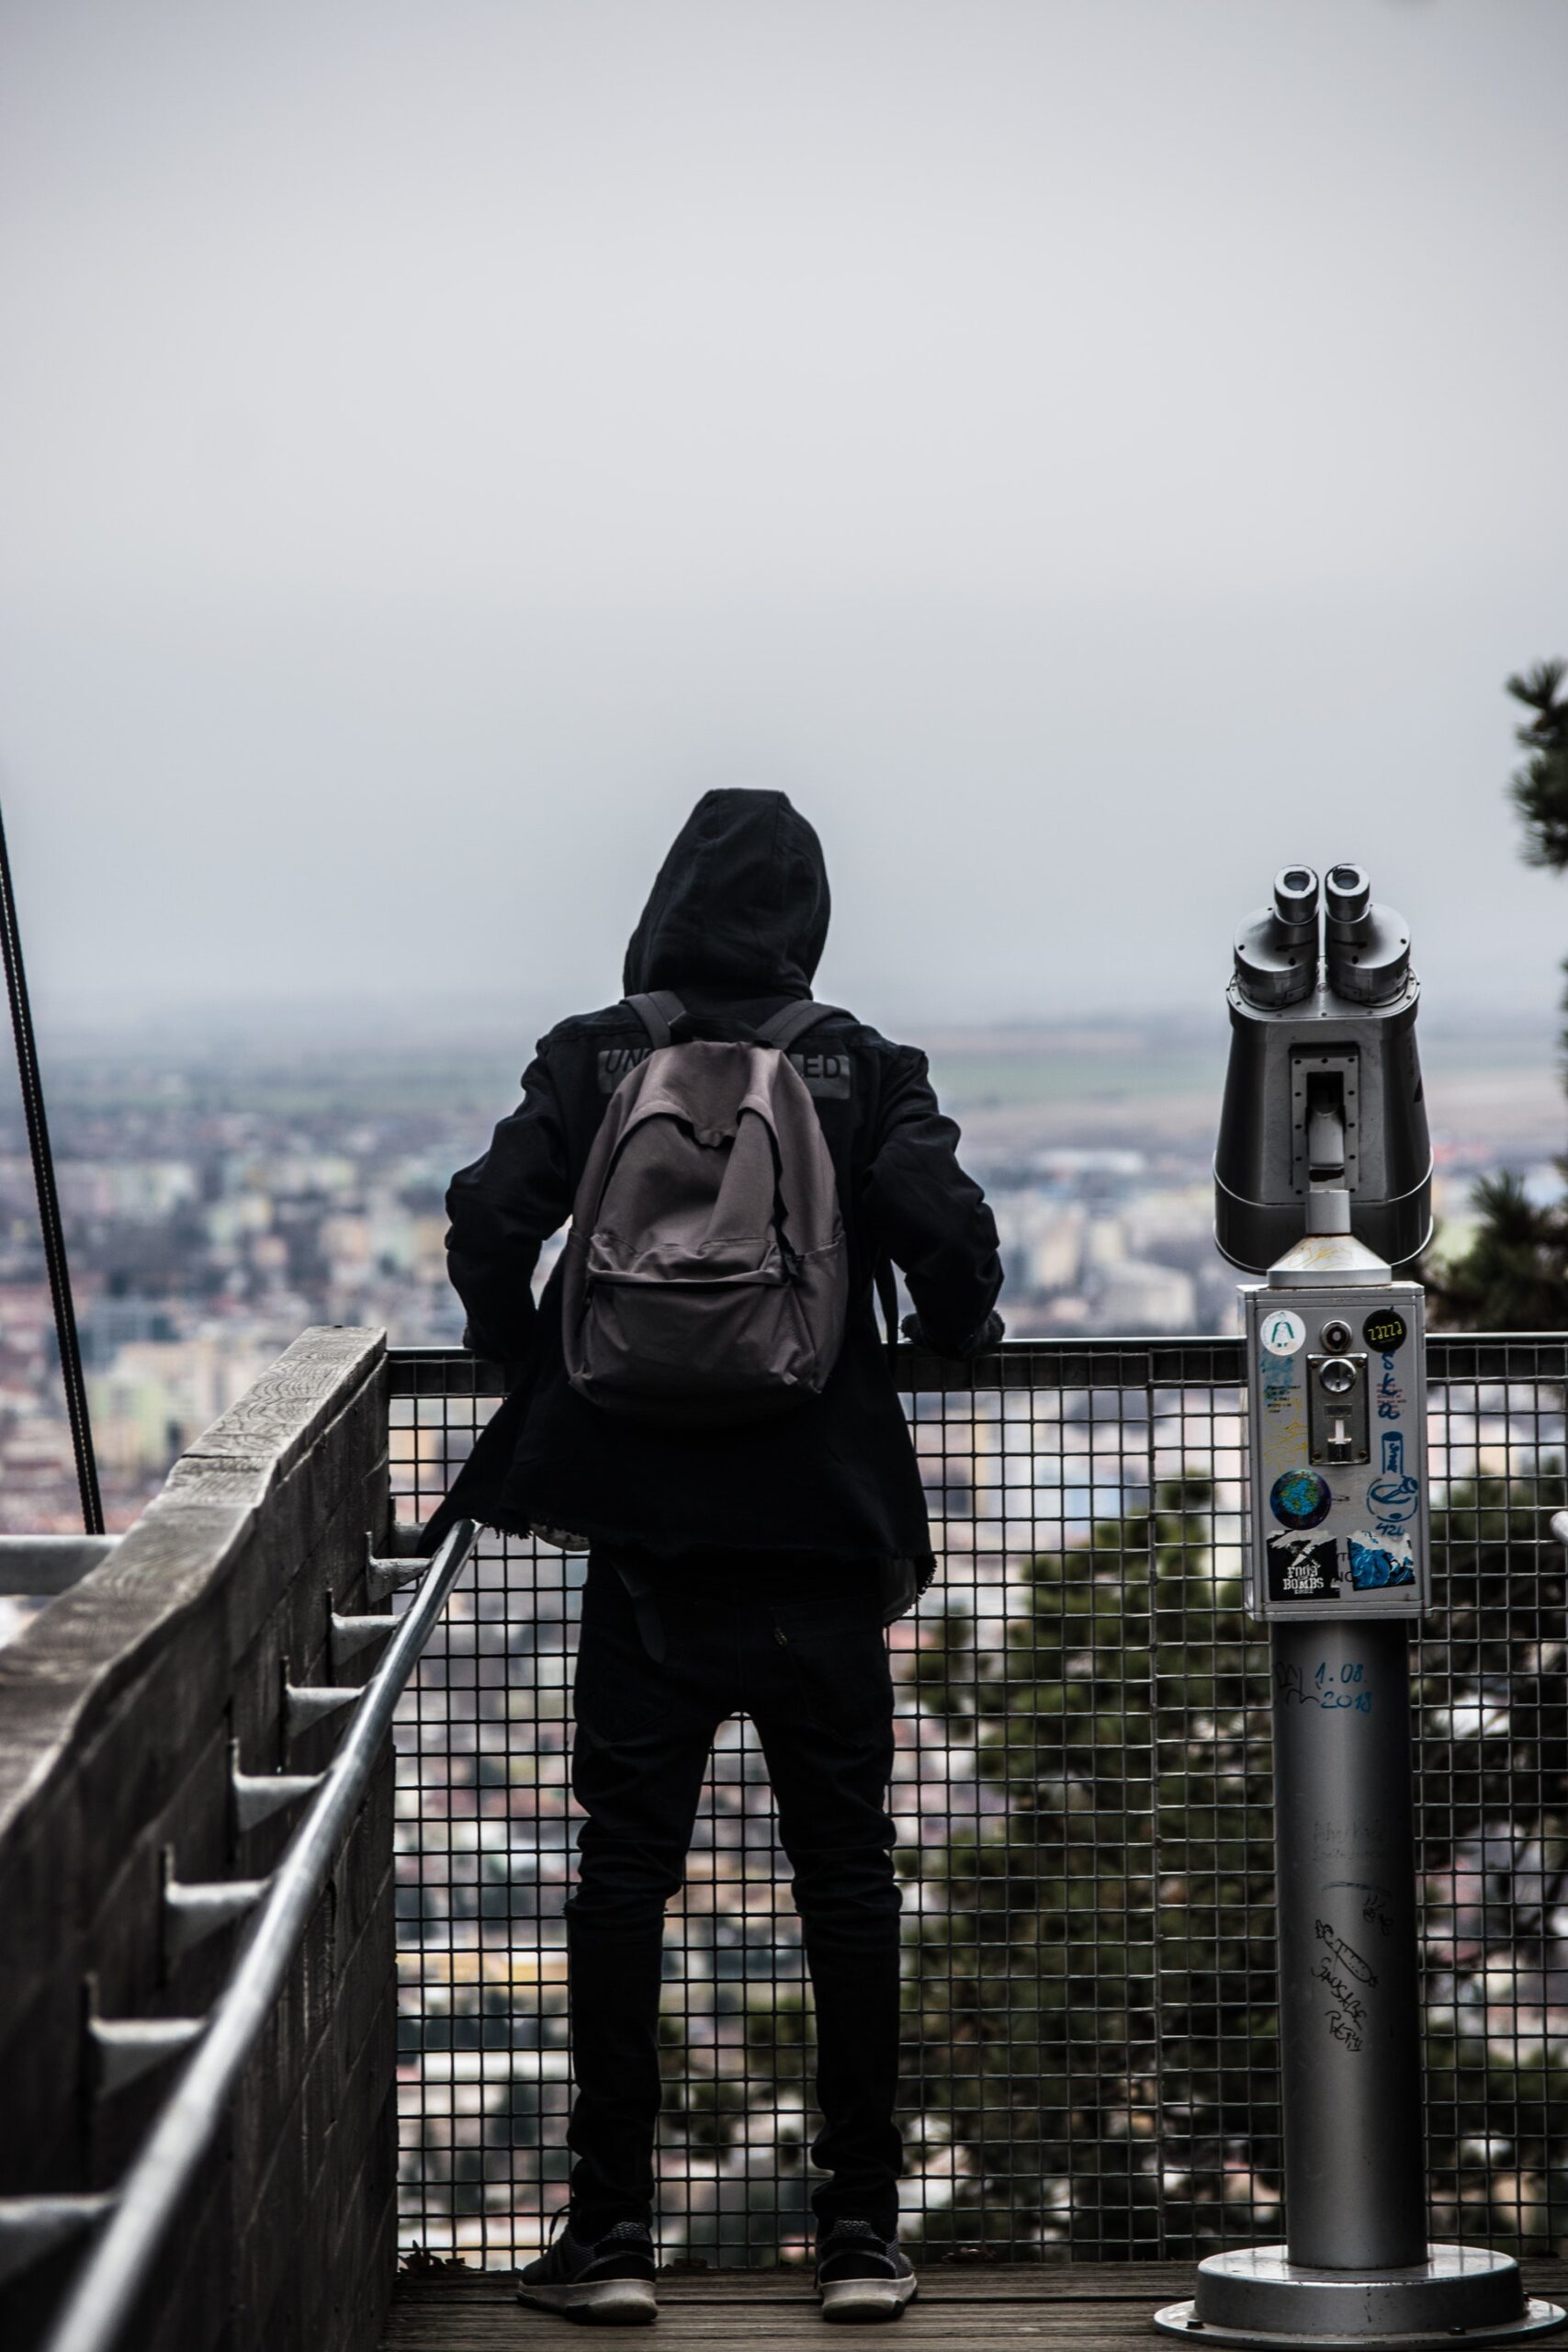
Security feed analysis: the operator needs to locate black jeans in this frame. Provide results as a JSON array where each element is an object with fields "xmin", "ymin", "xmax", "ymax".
[{"xmin": 563, "ymin": 1554, "xmax": 903, "ymax": 2241}]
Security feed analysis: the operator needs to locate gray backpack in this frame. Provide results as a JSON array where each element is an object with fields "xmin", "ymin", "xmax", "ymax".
[{"xmin": 561, "ymin": 991, "xmax": 849, "ymax": 1425}]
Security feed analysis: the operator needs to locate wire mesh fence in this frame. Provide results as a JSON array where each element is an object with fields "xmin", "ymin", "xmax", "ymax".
[{"xmin": 389, "ymin": 1337, "xmax": 1568, "ymax": 2268}]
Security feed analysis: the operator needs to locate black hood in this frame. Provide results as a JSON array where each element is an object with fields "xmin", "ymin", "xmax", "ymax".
[{"xmin": 622, "ymin": 788, "xmax": 830, "ymax": 1000}]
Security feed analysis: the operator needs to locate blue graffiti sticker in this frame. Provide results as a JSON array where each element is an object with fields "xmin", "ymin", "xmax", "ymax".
[
  {"xmin": 1367, "ymin": 1431, "xmax": 1419, "ymax": 1528},
  {"xmin": 1270, "ymin": 1469, "xmax": 1332, "ymax": 1531},
  {"xmin": 1347, "ymin": 1532, "xmax": 1415, "ymax": 1590}
]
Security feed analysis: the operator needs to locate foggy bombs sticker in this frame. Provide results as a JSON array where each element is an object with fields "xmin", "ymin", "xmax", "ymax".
[
  {"xmin": 1270, "ymin": 1468, "xmax": 1331, "ymax": 1530},
  {"xmin": 1348, "ymin": 1531, "xmax": 1416, "ymax": 1590},
  {"xmin": 1267, "ymin": 1532, "xmax": 1339, "ymax": 1601},
  {"xmin": 1260, "ymin": 1308, "xmax": 1306, "ymax": 1358}
]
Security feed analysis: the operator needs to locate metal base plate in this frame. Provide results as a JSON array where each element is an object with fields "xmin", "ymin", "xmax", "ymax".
[
  {"xmin": 1152, "ymin": 2298, "xmax": 1565, "ymax": 2350},
  {"xmin": 1154, "ymin": 2245, "xmax": 1565, "ymax": 2349}
]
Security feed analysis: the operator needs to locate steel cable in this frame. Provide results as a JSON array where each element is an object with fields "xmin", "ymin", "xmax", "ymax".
[{"xmin": 0, "ymin": 798, "xmax": 102, "ymax": 1532}]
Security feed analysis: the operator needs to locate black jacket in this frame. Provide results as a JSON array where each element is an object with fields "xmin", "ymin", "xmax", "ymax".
[{"xmin": 437, "ymin": 789, "xmax": 1001, "ymax": 1573}]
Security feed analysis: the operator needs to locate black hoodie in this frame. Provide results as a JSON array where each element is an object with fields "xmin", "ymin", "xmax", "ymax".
[
  {"xmin": 622, "ymin": 789, "xmax": 829, "ymax": 1000},
  {"xmin": 438, "ymin": 788, "xmax": 1001, "ymax": 1578}
]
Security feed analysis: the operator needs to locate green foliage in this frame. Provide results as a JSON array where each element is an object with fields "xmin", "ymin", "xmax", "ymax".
[
  {"xmin": 1420, "ymin": 1468, "xmax": 1568, "ymax": 2250},
  {"xmin": 1507, "ymin": 661, "xmax": 1568, "ymax": 874},
  {"xmin": 1423, "ymin": 1465, "xmax": 1568, "ymax": 1859},
  {"xmin": 1434, "ymin": 659, "xmax": 1568, "ymax": 1329},
  {"xmin": 899, "ymin": 1464, "xmax": 1568, "ymax": 2256},
  {"xmin": 901, "ymin": 1476, "xmax": 1279, "ymax": 2256},
  {"xmin": 1430, "ymin": 1172, "xmax": 1568, "ymax": 1333}
]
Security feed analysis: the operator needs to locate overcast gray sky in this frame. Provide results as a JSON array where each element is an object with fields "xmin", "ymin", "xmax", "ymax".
[{"xmin": 2, "ymin": 0, "xmax": 1565, "ymax": 1038}]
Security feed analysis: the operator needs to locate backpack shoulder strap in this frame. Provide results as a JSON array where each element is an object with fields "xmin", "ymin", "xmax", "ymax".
[
  {"xmin": 755, "ymin": 1000, "xmax": 844, "ymax": 1052},
  {"xmin": 624, "ymin": 989, "xmax": 686, "ymax": 1047}
]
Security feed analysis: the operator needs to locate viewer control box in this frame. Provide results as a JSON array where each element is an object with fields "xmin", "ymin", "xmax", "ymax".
[{"xmin": 1244, "ymin": 1281, "xmax": 1427, "ymax": 1621}]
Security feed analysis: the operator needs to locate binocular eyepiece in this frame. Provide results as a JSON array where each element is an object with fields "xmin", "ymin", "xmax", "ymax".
[
  {"xmin": 1215, "ymin": 860, "xmax": 1431, "ymax": 1272},
  {"xmin": 1235, "ymin": 863, "xmax": 1411, "ymax": 1010}
]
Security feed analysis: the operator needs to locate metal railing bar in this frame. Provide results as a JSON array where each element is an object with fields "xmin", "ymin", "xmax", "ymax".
[
  {"xmin": 40, "ymin": 1517, "xmax": 477, "ymax": 2352},
  {"xmin": 386, "ymin": 1336, "xmax": 1255, "ymax": 1395},
  {"xmin": 386, "ymin": 1333, "xmax": 1568, "ymax": 1399}
]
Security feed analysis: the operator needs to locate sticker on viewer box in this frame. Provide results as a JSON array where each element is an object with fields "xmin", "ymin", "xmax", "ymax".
[
  {"xmin": 1267, "ymin": 1531, "xmax": 1340, "ymax": 1602},
  {"xmin": 1260, "ymin": 1308, "xmax": 1306, "ymax": 1358}
]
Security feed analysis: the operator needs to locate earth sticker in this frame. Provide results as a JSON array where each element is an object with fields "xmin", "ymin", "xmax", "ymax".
[{"xmin": 1270, "ymin": 1468, "xmax": 1331, "ymax": 1530}]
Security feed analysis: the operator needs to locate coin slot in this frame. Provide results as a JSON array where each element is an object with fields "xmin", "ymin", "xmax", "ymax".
[{"xmin": 1307, "ymin": 1351, "xmax": 1370, "ymax": 1466}]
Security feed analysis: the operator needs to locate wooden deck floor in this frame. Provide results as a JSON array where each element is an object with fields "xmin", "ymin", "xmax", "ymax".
[
  {"xmin": 385, "ymin": 2260, "xmax": 1171, "ymax": 2350},
  {"xmin": 385, "ymin": 2258, "xmax": 1568, "ymax": 2351}
]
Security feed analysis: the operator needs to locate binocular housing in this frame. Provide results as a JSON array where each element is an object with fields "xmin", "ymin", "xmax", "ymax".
[{"xmin": 1214, "ymin": 864, "xmax": 1432, "ymax": 1272}]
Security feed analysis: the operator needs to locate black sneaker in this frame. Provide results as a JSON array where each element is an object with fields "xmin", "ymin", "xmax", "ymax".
[
  {"xmin": 815, "ymin": 2221, "xmax": 917, "ymax": 2323},
  {"xmin": 516, "ymin": 2218, "xmax": 658, "ymax": 2324}
]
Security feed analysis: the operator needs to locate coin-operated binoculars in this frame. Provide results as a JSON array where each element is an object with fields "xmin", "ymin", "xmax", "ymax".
[{"xmin": 1156, "ymin": 865, "xmax": 1562, "ymax": 2349}]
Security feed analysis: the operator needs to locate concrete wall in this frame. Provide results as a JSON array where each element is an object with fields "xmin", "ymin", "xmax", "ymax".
[{"xmin": 0, "ymin": 1328, "xmax": 398, "ymax": 2352}]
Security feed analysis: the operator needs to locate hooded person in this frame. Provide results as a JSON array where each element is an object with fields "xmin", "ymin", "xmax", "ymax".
[
  {"xmin": 437, "ymin": 788, "xmax": 1002, "ymax": 2319},
  {"xmin": 441, "ymin": 788, "xmax": 1001, "ymax": 1590}
]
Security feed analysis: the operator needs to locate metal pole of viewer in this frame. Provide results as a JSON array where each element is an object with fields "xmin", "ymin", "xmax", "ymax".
[{"xmin": 1156, "ymin": 862, "xmax": 1563, "ymax": 2347}]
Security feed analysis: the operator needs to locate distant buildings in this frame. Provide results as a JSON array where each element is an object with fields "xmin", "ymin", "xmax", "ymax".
[
  {"xmin": 0, "ymin": 1029, "xmax": 1545, "ymax": 1544},
  {"xmin": 982, "ymin": 1154, "xmax": 1229, "ymax": 1339}
]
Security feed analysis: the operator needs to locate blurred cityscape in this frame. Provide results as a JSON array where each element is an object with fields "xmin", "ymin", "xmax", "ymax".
[
  {"xmin": 4, "ymin": 1005, "xmax": 1564, "ymax": 2260},
  {"xmin": 0, "ymin": 1008, "xmax": 1558, "ymax": 1548}
]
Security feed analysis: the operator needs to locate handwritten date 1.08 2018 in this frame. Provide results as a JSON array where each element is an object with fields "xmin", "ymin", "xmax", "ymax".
[{"xmin": 1274, "ymin": 1658, "xmax": 1374, "ymax": 1713}]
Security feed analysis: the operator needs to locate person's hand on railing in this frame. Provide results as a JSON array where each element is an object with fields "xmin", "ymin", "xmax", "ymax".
[
  {"xmin": 462, "ymin": 1321, "xmax": 528, "ymax": 1392},
  {"xmin": 900, "ymin": 1309, "xmax": 1005, "ymax": 1359}
]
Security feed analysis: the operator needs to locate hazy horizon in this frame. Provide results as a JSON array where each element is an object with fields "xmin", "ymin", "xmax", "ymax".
[
  {"xmin": 18, "ymin": 987, "xmax": 1563, "ymax": 1054},
  {"xmin": 4, "ymin": 1, "xmax": 1566, "ymax": 1035}
]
